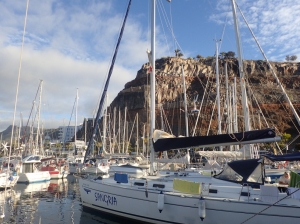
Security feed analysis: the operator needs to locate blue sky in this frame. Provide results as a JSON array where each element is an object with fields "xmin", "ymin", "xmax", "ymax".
[{"xmin": 0, "ymin": 0, "xmax": 299, "ymax": 132}]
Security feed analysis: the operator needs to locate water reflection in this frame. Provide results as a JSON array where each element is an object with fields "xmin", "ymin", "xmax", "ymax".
[
  {"xmin": 0, "ymin": 175, "xmax": 130, "ymax": 224},
  {"xmin": 0, "ymin": 176, "xmax": 78, "ymax": 224},
  {"xmin": 80, "ymin": 207, "xmax": 142, "ymax": 224}
]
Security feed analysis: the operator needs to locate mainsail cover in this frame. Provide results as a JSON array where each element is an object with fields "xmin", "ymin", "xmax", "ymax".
[
  {"xmin": 264, "ymin": 152, "xmax": 300, "ymax": 162},
  {"xmin": 153, "ymin": 128, "xmax": 280, "ymax": 152}
]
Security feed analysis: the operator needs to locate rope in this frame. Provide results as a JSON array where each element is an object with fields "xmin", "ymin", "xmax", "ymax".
[
  {"xmin": 240, "ymin": 188, "xmax": 300, "ymax": 224},
  {"xmin": 228, "ymin": 131, "xmax": 245, "ymax": 142}
]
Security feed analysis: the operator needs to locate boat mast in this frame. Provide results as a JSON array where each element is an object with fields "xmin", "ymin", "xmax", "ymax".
[
  {"xmin": 118, "ymin": 107, "xmax": 121, "ymax": 153},
  {"xmin": 225, "ymin": 62, "xmax": 230, "ymax": 132},
  {"xmin": 215, "ymin": 40, "xmax": 222, "ymax": 135},
  {"xmin": 233, "ymin": 77, "xmax": 238, "ymax": 133},
  {"xmin": 18, "ymin": 118, "xmax": 21, "ymax": 154},
  {"xmin": 84, "ymin": 118, "xmax": 87, "ymax": 147},
  {"xmin": 215, "ymin": 40, "xmax": 223, "ymax": 151},
  {"xmin": 149, "ymin": 0, "xmax": 156, "ymax": 175},
  {"xmin": 113, "ymin": 107, "xmax": 116, "ymax": 154},
  {"xmin": 136, "ymin": 113, "xmax": 139, "ymax": 155},
  {"xmin": 102, "ymin": 94, "xmax": 107, "ymax": 154},
  {"xmin": 84, "ymin": 0, "xmax": 132, "ymax": 161},
  {"xmin": 181, "ymin": 64, "xmax": 191, "ymax": 157},
  {"xmin": 74, "ymin": 88, "xmax": 78, "ymax": 154},
  {"xmin": 230, "ymin": 0, "xmax": 250, "ymax": 132},
  {"xmin": 142, "ymin": 124, "xmax": 146, "ymax": 155},
  {"xmin": 122, "ymin": 106, "xmax": 127, "ymax": 153},
  {"xmin": 160, "ymin": 104, "xmax": 164, "ymax": 131},
  {"xmin": 108, "ymin": 113, "xmax": 112, "ymax": 154},
  {"xmin": 181, "ymin": 65, "xmax": 189, "ymax": 138},
  {"xmin": 36, "ymin": 80, "xmax": 43, "ymax": 154}
]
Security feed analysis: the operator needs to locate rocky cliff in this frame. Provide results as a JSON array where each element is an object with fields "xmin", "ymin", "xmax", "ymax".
[{"xmin": 106, "ymin": 57, "xmax": 300, "ymax": 149}]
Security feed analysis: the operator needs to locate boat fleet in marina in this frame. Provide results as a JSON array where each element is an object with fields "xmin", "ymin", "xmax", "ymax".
[
  {"xmin": 78, "ymin": 0, "xmax": 300, "ymax": 223},
  {"xmin": 1, "ymin": 0, "xmax": 300, "ymax": 224}
]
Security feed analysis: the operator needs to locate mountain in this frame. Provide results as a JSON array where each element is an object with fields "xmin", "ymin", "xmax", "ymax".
[
  {"xmin": 0, "ymin": 125, "xmax": 59, "ymax": 143},
  {"xmin": 105, "ymin": 57, "xmax": 300, "ymax": 149},
  {"xmin": 2, "ymin": 57, "xmax": 300, "ymax": 151}
]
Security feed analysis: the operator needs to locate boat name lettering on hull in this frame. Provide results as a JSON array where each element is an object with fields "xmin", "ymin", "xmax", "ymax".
[{"xmin": 95, "ymin": 192, "xmax": 117, "ymax": 206}]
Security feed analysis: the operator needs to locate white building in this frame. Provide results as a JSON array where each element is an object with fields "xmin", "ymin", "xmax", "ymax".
[{"xmin": 58, "ymin": 125, "xmax": 82, "ymax": 143}]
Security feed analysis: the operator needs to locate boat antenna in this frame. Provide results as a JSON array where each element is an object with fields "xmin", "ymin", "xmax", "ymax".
[{"xmin": 84, "ymin": 0, "xmax": 132, "ymax": 161}]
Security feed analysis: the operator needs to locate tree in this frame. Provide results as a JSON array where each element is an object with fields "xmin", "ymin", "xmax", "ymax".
[
  {"xmin": 205, "ymin": 56, "xmax": 214, "ymax": 60},
  {"xmin": 174, "ymin": 49, "xmax": 183, "ymax": 58},
  {"xmin": 278, "ymin": 132, "xmax": 292, "ymax": 151},
  {"xmin": 126, "ymin": 142, "xmax": 135, "ymax": 153},
  {"xmin": 65, "ymin": 142, "xmax": 73, "ymax": 151},
  {"xmin": 219, "ymin": 52, "xmax": 226, "ymax": 59},
  {"xmin": 290, "ymin": 55, "xmax": 297, "ymax": 61},
  {"xmin": 94, "ymin": 141, "xmax": 102, "ymax": 156},
  {"xmin": 226, "ymin": 51, "xmax": 235, "ymax": 58},
  {"xmin": 55, "ymin": 142, "xmax": 62, "ymax": 149},
  {"xmin": 196, "ymin": 54, "xmax": 203, "ymax": 60},
  {"xmin": 285, "ymin": 55, "xmax": 290, "ymax": 61}
]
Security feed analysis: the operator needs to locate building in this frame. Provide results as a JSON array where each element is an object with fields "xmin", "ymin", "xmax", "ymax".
[{"xmin": 58, "ymin": 125, "xmax": 82, "ymax": 143}]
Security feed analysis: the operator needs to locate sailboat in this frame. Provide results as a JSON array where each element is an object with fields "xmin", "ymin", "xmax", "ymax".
[
  {"xmin": 78, "ymin": 1, "xmax": 300, "ymax": 223},
  {"xmin": 18, "ymin": 81, "xmax": 51, "ymax": 183}
]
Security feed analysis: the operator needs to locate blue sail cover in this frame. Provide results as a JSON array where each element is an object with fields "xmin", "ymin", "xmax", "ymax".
[
  {"xmin": 153, "ymin": 128, "xmax": 278, "ymax": 152},
  {"xmin": 214, "ymin": 159, "xmax": 262, "ymax": 184},
  {"xmin": 264, "ymin": 152, "xmax": 300, "ymax": 161}
]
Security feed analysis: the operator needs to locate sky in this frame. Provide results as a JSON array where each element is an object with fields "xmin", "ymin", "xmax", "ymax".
[{"xmin": 0, "ymin": 0, "xmax": 299, "ymax": 132}]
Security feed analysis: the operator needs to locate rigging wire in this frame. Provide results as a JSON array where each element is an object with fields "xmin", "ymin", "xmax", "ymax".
[
  {"xmin": 158, "ymin": 0, "xmax": 184, "ymax": 56},
  {"xmin": 235, "ymin": 1, "xmax": 300, "ymax": 128},
  {"xmin": 85, "ymin": 0, "xmax": 132, "ymax": 160},
  {"xmin": 157, "ymin": 0, "xmax": 171, "ymax": 55},
  {"xmin": 62, "ymin": 94, "xmax": 77, "ymax": 148},
  {"xmin": 22, "ymin": 82, "xmax": 40, "ymax": 146},
  {"xmin": 93, "ymin": 1, "xmax": 131, "ymax": 122}
]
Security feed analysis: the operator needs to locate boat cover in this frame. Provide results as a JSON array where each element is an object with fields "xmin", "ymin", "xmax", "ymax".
[
  {"xmin": 153, "ymin": 128, "xmax": 278, "ymax": 152},
  {"xmin": 214, "ymin": 159, "xmax": 263, "ymax": 185},
  {"xmin": 264, "ymin": 152, "xmax": 300, "ymax": 162},
  {"xmin": 114, "ymin": 173, "xmax": 128, "ymax": 183}
]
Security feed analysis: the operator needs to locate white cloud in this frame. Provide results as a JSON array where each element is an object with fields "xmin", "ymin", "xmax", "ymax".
[
  {"xmin": 210, "ymin": 0, "xmax": 300, "ymax": 61},
  {"xmin": 2, "ymin": 0, "xmax": 298, "ymax": 132},
  {"xmin": 0, "ymin": 0, "xmax": 158, "ymax": 131}
]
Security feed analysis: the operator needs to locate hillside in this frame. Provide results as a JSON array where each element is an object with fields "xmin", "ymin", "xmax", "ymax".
[
  {"xmin": 106, "ymin": 57, "xmax": 300, "ymax": 149},
  {"xmin": 0, "ymin": 125, "xmax": 59, "ymax": 143},
  {"xmin": 1, "ymin": 57, "xmax": 300, "ymax": 151}
]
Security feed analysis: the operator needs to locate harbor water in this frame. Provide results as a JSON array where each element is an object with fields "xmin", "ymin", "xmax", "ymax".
[{"xmin": 0, "ymin": 175, "xmax": 134, "ymax": 224}]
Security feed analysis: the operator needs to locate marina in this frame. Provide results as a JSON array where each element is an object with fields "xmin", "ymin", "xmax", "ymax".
[{"xmin": 0, "ymin": 0, "xmax": 300, "ymax": 223}]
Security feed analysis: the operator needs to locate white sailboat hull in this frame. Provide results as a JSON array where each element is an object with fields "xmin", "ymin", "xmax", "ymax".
[
  {"xmin": 81, "ymin": 165, "xmax": 109, "ymax": 174},
  {"xmin": 109, "ymin": 165, "xmax": 147, "ymax": 178},
  {"xmin": 0, "ymin": 173, "xmax": 19, "ymax": 189},
  {"xmin": 79, "ymin": 178, "xmax": 300, "ymax": 224},
  {"xmin": 17, "ymin": 171, "xmax": 51, "ymax": 183}
]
